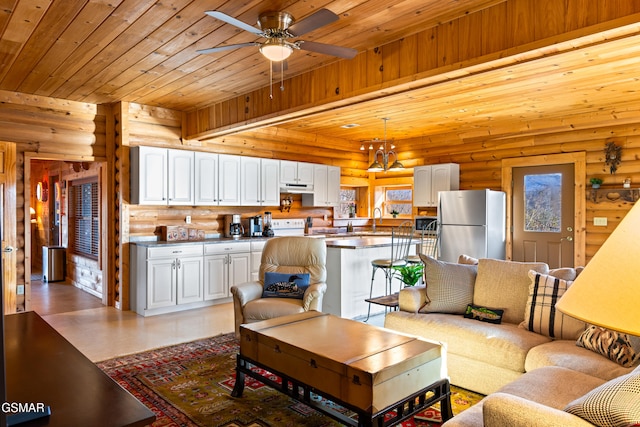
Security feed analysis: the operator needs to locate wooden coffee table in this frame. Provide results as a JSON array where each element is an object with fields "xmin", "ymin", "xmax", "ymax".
[{"xmin": 232, "ymin": 311, "xmax": 452, "ymax": 427}]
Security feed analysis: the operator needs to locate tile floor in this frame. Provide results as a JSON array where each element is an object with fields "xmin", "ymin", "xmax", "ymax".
[{"xmin": 29, "ymin": 279, "xmax": 386, "ymax": 363}]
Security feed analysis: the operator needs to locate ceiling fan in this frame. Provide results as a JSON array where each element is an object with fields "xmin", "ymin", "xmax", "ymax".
[{"xmin": 197, "ymin": 8, "xmax": 357, "ymax": 62}]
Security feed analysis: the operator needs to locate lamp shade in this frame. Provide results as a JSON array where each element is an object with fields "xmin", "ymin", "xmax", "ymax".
[{"xmin": 556, "ymin": 200, "xmax": 640, "ymax": 336}]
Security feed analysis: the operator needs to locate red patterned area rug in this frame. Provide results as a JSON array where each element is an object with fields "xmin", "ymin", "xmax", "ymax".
[{"xmin": 97, "ymin": 333, "xmax": 482, "ymax": 427}]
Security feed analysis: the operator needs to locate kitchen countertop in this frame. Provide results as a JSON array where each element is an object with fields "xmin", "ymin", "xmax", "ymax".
[
  {"xmin": 130, "ymin": 236, "xmax": 271, "ymax": 247},
  {"xmin": 325, "ymin": 236, "xmax": 399, "ymax": 249}
]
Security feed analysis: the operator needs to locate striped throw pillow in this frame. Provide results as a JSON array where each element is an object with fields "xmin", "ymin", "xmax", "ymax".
[{"xmin": 520, "ymin": 270, "xmax": 587, "ymax": 339}]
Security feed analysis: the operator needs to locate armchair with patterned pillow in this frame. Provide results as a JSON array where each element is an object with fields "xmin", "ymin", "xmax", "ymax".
[{"xmin": 230, "ymin": 236, "xmax": 327, "ymax": 337}]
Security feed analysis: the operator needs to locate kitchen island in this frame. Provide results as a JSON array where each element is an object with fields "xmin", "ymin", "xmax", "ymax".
[{"xmin": 323, "ymin": 236, "xmax": 417, "ymax": 320}]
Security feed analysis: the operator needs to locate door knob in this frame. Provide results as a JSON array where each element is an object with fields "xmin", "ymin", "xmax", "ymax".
[{"xmin": 3, "ymin": 246, "xmax": 14, "ymax": 253}]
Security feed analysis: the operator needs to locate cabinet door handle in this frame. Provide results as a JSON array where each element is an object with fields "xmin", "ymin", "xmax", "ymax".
[
  {"xmin": 172, "ymin": 260, "xmax": 176, "ymax": 269},
  {"xmin": 176, "ymin": 259, "xmax": 181, "ymax": 269}
]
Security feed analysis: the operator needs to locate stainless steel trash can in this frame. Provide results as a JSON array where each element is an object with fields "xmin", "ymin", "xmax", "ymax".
[{"xmin": 43, "ymin": 246, "xmax": 66, "ymax": 282}]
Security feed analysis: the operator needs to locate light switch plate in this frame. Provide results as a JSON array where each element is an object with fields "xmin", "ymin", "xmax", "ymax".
[{"xmin": 593, "ymin": 217, "xmax": 608, "ymax": 226}]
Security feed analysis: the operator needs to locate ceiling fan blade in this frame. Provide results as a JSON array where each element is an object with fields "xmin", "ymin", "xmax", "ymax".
[
  {"xmin": 287, "ymin": 9, "xmax": 339, "ymax": 37},
  {"xmin": 298, "ymin": 41, "xmax": 357, "ymax": 59},
  {"xmin": 197, "ymin": 42, "xmax": 261, "ymax": 55},
  {"xmin": 205, "ymin": 11, "xmax": 263, "ymax": 35}
]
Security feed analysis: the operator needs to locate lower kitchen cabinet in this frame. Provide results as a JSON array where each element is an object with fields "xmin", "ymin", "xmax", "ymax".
[
  {"xmin": 131, "ymin": 239, "xmax": 265, "ymax": 316},
  {"xmin": 204, "ymin": 242, "xmax": 250, "ymax": 300},
  {"xmin": 131, "ymin": 243, "xmax": 206, "ymax": 316}
]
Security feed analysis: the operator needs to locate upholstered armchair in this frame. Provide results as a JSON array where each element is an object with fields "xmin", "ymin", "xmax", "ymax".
[{"xmin": 230, "ymin": 236, "xmax": 327, "ymax": 337}]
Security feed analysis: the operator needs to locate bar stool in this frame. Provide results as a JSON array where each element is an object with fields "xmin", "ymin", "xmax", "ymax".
[
  {"xmin": 365, "ymin": 220, "xmax": 414, "ymax": 321},
  {"xmin": 407, "ymin": 220, "xmax": 439, "ymax": 264}
]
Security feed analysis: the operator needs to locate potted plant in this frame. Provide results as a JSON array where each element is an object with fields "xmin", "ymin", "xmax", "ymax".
[
  {"xmin": 390, "ymin": 209, "xmax": 399, "ymax": 218},
  {"xmin": 590, "ymin": 177, "xmax": 603, "ymax": 189},
  {"xmin": 393, "ymin": 263, "xmax": 424, "ymax": 287}
]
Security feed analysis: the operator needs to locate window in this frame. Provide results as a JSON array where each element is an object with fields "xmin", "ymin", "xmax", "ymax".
[
  {"xmin": 523, "ymin": 173, "xmax": 561, "ymax": 232},
  {"xmin": 69, "ymin": 178, "xmax": 100, "ymax": 259},
  {"xmin": 380, "ymin": 186, "xmax": 412, "ymax": 217},
  {"xmin": 338, "ymin": 188, "xmax": 357, "ymax": 218}
]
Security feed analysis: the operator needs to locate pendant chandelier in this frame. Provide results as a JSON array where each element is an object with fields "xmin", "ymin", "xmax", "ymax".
[{"xmin": 367, "ymin": 118, "xmax": 404, "ymax": 172}]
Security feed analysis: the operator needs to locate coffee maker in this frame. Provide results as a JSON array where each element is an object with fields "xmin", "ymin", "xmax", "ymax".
[
  {"xmin": 244, "ymin": 216, "xmax": 263, "ymax": 237},
  {"xmin": 225, "ymin": 214, "xmax": 244, "ymax": 239}
]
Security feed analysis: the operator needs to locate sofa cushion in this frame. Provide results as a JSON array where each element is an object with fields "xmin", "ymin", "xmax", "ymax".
[
  {"xmin": 419, "ymin": 255, "xmax": 476, "ymax": 314},
  {"xmin": 473, "ymin": 259, "xmax": 549, "ymax": 325},
  {"xmin": 564, "ymin": 370, "xmax": 640, "ymax": 427},
  {"xmin": 262, "ymin": 272, "xmax": 310, "ymax": 299},
  {"xmin": 520, "ymin": 271, "xmax": 587, "ymax": 340},
  {"xmin": 576, "ymin": 325, "xmax": 640, "ymax": 368},
  {"xmin": 384, "ymin": 311, "xmax": 550, "ymax": 372},
  {"xmin": 525, "ymin": 340, "xmax": 636, "ymax": 381}
]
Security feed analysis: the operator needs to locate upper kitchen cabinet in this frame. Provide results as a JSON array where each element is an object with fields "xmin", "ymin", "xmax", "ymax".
[
  {"xmin": 131, "ymin": 146, "xmax": 194, "ymax": 205},
  {"xmin": 240, "ymin": 157, "xmax": 280, "ymax": 206},
  {"xmin": 413, "ymin": 163, "xmax": 459, "ymax": 207},
  {"xmin": 280, "ymin": 160, "xmax": 314, "ymax": 186},
  {"xmin": 130, "ymin": 146, "xmax": 167, "ymax": 205},
  {"xmin": 194, "ymin": 152, "xmax": 219, "ymax": 205},
  {"xmin": 218, "ymin": 154, "xmax": 241, "ymax": 206},
  {"xmin": 167, "ymin": 149, "xmax": 195, "ymax": 205},
  {"xmin": 302, "ymin": 165, "xmax": 340, "ymax": 207}
]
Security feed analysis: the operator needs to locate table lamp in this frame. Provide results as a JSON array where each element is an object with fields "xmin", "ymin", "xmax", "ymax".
[{"xmin": 556, "ymin": 200, "xmax": 640, "ymax": 336}]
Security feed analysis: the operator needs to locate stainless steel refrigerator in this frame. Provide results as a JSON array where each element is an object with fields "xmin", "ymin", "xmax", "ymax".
[{"xmin": 437, "ymin": 189, "xmax": 506, "ymax": 262}]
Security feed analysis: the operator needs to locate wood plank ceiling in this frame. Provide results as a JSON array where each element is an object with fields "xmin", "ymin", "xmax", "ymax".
[{"xmin": 1, "ymin": 0, "xmax": 639, "ymax": 144}]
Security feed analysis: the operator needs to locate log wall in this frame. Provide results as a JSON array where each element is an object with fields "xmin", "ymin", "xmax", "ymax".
[{"xmin": 0, "ymin": 90, "xmax": 108, "ymax": 313}]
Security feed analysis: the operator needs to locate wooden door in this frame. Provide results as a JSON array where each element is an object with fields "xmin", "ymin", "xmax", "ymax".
[
  {"xmin": 0, "ymin": 142, "xmax": 17, "ymax": 314},
  {"xmin": 512, "ymin": 164, "xmax": 575, "ymax": 268},
  {"xmin": 502, "ymin": 152, "xmax": 586, "ymax": 268}
]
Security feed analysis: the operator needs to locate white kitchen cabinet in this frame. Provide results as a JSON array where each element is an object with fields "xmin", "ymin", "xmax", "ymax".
[
  {"xmin": 218, "ymin": 154, "xmax": 241, "ymax": 206},
  {"xmin": 168, "ymin": 149, "xmax": 195, "ymax": 205},
  {"xmin": 261, "ymin": 158, "xmax": 280, "ymax": 205},
  {"xmin": 413, "ymin": 163, "xmax": 459, "ymax": 207},
  {"xmin": 240, "ymin": 157, "xmax": 280, "ymax": 206},
  {"xmin": 302, "ymin": 164, "xmax": 340, "ymax": 207},
  {"xmin": 130, "ymin": 146, "xmax": 167, "ymax": 205},
  {"xmin": 204, "ymin": 242, "xmax": 251, "ymax": 300},
  {"xmin": 194, "ymin": 152, "xmax": 218, "ymax": 205},
  {"xmin": 250, "ymin": 240, "xmax": 266, "ymax": 281},
  {"xmin": 130, "ymin": 146, "xmax": 194, "ymax": 206},
  {"xmin": 131, "ymin": 243, "xmax": 204, "ymax": 316},
  {"xmin": 280, "ymin": 160, "xmax": 314, "ymax": 186}
]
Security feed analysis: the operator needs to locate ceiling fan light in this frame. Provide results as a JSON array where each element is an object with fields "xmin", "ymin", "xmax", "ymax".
[{"xmin": 260, "ymin": 39, "xmax": 293, "ymax": 61}]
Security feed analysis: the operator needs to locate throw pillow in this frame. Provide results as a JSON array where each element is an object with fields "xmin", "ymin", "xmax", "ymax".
[
  {"xmin": 262, "ymin": 272, "xmax": 310, "ymax": 299},
  {"xmin": 418, "ymin": 254, "xmax": 477, "ymax": 314},
  {"xmin": 520, "ymin": 271, "xmax": 587, "ymax": 340},
  {"xmin": 457, "ymin": 254, "xmax": 479, "ymax": 265},
  {"xmin": 463, "ymin": 303, "xmax": 504, "ymax": 324},
  {"xmin": 576, "ymin": 325, "xmax": 640, "ymax": 368},
  {"xmin": 473, "ymin": 258, "xmax": 549, "ymax": 325},
  {"xmin": 564, "ymin": 371, "xmax": 640, "ymax": 427}
]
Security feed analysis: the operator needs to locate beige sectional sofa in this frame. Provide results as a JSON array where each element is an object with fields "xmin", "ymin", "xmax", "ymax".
[{"xmin": 383, "ymin": 257, "xmax": 640, "ymax": 426}]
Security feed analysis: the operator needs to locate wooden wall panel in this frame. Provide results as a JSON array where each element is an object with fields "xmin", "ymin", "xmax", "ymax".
[{"xmin": 186, "ymin": 0, "xmax": 640, "ymax": 140}]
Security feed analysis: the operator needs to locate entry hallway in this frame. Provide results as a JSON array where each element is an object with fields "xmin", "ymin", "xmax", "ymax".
[{"xmin": 29, "ymin": 280, "xmax": 386, "ymax": 362}]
